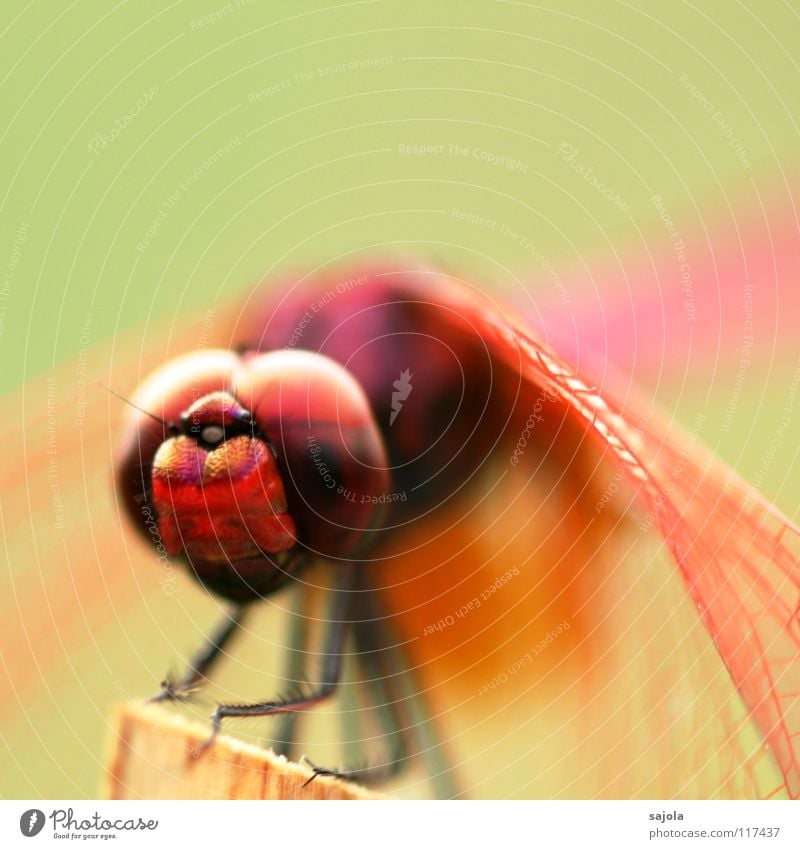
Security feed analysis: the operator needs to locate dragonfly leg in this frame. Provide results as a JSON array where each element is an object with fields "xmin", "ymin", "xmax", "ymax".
[
  {"xmin": 301, "ymin": 590, "xmax": 410, "ymax": 787},
  {"xmin": 150, "ymin": 604, "xmax": 249, "ymax": 703},
  {"xmin": 303, "ymin": 584, "xmax": 460, "ymax": 797},
  {"xmin": 202, "ymin": 563, "xmax": 355, "ymax": 751},
  {"xmin": 270, "ymin": 586, "xmax": 309, "ymax": 758}
]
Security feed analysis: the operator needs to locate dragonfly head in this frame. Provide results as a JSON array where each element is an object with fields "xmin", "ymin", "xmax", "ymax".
[{"xmin": 115, "ymin": 349, "xmax": 390, "ymax": 602}]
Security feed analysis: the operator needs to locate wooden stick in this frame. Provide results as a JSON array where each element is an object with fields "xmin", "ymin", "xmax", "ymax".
[{"xmin": 102, "ymin": 701, "xmax": 372, "ymax": 800}]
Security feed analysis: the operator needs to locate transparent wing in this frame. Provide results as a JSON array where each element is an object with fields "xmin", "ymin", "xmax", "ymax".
[{"xmin": 458, "ymin": 288, "xmax": 800, "ymax": 798}]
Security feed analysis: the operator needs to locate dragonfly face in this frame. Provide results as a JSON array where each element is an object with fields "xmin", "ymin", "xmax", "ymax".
[
  {"xmin": 149, "ymin": 389, "xmax": 298, "ymax": 601},
  {"xmin": 116, "ymin": 347, "xmax": 390, "ymax": 602}
]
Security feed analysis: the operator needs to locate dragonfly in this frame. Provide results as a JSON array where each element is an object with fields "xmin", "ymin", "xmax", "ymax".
[
  {"xmin": 111, "ymin": 253, "xmax": 800, "ymax": 799},
  {"xmin": 4, "ymin": 186, "xmax": 798, "ymax": 799}
]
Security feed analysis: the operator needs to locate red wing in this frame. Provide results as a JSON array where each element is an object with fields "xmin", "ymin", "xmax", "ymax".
[{"xmin": 451, "ymin": 287, "xmax": 800, "ymax": 798}]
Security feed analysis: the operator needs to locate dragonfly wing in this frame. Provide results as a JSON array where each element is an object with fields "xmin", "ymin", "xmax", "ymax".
[{"xmin": 458, "ymin": 286, "xmax": 800, "ymax": 798}]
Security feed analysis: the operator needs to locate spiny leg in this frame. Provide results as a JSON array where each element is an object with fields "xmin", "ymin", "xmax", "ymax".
[
  {"xmin": 352, "ymin": 588, "xmax": 460, "ymax": 798},
  {"xmin": 303, "ymin": 586, "xmax": 459, "ymax": 797},
  {"xmin": 270, "ymin": 585, "xmax": 309, "ymax": 758},
  {"xmin": 150, "ymin": 604, "xmax": 249, "ymax": 703},
  {"xmin": 202, "ymin": 563, "xmax": 356, "ymax": 750},
  {"xmin": 367, "ymin": 593, "xmax": 460, "ymax": 798},
  {"xmin": 302, "ymin": 585, "xmax": 412, "ymax": 787}
]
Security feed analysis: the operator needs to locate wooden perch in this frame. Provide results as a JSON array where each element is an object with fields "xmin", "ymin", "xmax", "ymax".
[{"xmin": 103, "ymin": 701, "xmax": 372, "ymax": 800}]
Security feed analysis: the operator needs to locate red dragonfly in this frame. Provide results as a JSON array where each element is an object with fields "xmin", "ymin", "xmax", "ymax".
[{"xmin": 112, "ymin": 252, "xmax": 800, "ymax": 799}]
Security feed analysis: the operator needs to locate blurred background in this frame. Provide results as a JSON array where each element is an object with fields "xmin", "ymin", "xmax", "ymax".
[{"xmin": 1, "ymin": 0, "xmax": 798, "ymax": 798}]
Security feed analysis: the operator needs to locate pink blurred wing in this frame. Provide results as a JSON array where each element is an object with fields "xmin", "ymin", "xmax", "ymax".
[{"xmin": 528, "ymin": 187, "xmax": 800, "ymax": 384}]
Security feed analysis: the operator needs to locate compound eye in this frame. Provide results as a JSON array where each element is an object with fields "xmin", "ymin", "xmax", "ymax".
[{"xmin": 200, "ymin": 424, "xmax": 225, "ymax": 446}]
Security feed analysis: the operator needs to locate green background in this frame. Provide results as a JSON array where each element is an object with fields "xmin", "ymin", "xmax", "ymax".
[
  {"xmin": 2, "ymin": 1, "xmax": 798, "ymax": 385},
  {"xmin": 1, "ymin": 0, "xmax": 799, "ymax": 798}
]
